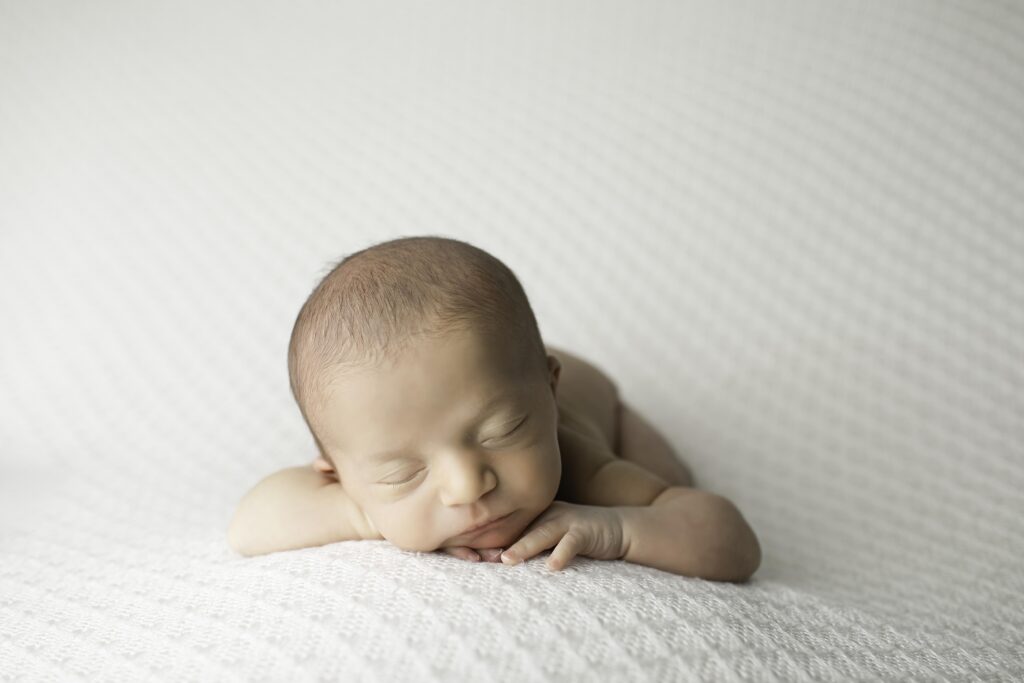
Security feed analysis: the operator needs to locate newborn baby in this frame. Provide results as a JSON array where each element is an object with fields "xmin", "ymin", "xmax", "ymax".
[{"xmin": 228, "ymin": 236, "xmax": 760, "ymax": 581}]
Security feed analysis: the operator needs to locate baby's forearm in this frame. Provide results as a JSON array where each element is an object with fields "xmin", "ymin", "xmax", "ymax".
[
  {"xmin": 617, "ymin": 487, "xmax": 761, "ymax": 582},
  {"xmin": 228, "ymin": 466, "xmax": 380, "ymax": 556}
]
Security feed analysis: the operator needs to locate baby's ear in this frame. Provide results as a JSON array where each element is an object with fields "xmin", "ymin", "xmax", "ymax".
[
  {"xmin": 547, "ymin": 354, "xmax": 561, "ymax": 396},
  {"xmin": 313, "ymin": 456, "xmax": 336, "ymax": 475}
]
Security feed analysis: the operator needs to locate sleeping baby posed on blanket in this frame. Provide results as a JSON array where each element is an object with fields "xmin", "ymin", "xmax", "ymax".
[{"xmin": 228, "ymin": 236, "xmax": 761, "ymax": 582}]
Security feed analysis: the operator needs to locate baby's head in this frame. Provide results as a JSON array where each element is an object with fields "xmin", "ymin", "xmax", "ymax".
[{"xmin": 287, "ymin": 236, "xmax": 562, "ymax": 553}]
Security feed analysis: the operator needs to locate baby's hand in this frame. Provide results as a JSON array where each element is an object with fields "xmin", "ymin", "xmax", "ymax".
[{"xmin": 500, "ymin": 501, "xmax": 627, "ymax": 571}]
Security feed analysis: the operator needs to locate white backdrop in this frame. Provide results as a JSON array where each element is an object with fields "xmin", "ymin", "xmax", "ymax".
[{"xmin": 2, "ymin": 0, "xmax": 1023, "ymax": 680}]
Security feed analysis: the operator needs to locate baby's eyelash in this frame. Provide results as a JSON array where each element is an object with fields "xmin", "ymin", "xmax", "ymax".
[
  {"xmin": 488, "ymin": 416, "xmax": 528, "ymax": 442},
  {"xmin": 380, "ymin": 416, "xmax": 530, "ymax": 486},
  {"xmin": 382, "ymin": 471, "xmax": 421, "ymax": 487}
]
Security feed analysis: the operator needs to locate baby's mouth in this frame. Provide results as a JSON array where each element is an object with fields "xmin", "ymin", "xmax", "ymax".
[
  {"xmin": 459, "ymin": 510, "xmax": 516, "ymax": 538},
  {"xmin": 476, "ymin": 548, "xmax": 505, "ymax": 562}
]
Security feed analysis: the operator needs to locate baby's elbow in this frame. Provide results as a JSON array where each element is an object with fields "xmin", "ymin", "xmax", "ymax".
[
  {"xmin": 707, "ymin": 495, "xmax": 762, "ymax": 583},
  {"xmin": 729, "ymin": 530, "xmax": 761, "ymax": 583},
  {"xmin": 226, "ymin": 512, "xmax": 262, "ymax": 557},
  {"xmin": 227, "ymin": 522, "xmax": 251, "ymax": 556}
]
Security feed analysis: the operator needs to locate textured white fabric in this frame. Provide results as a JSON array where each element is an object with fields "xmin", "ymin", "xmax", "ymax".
[{"xmin": 2, "ymin": 0, "xmax": 1023, "ymax": 680}]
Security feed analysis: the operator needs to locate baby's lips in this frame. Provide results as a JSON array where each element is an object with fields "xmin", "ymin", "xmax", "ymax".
[{"xmin": 477, "ymin": 548, "xmax": 504, "ymax": 563}]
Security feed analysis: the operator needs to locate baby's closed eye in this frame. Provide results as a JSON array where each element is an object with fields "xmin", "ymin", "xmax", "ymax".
[
  {"xmin": 376, "ymin": 415, "xmax": 531, "ymax": 488},
  {"xmin": 483, "ymin": 415, "xmax": 528, "ymax": 443}
]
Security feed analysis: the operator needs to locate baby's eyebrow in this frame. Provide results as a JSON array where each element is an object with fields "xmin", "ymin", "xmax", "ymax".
[{"xmin": 362, "ymin": 391, "xmax": 525, "ymax": 462}]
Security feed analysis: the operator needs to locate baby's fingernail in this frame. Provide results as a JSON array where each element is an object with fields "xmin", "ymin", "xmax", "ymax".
[{"xmin": 501, "ymin": 552, "xmax": 516, "ymax": 564}]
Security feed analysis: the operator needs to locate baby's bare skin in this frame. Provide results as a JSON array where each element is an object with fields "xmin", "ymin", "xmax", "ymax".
[
  {"xmin": 312, "ymin": 328, "xmax": 563, "ymax": 553},
  {"xmin": 232, "ymin": 330, "xmax": 758, "ymax": 579},
  {"xmin": 544, "ymin": 345, "xmax": 693, "ymax": 490},
  {"xmin": 313, "ymin": 344, "xmax": 691, "ymax": 490},
  {"xmin": 309, "ymin": 334, "xmax": 693, "ymax": 560},
  {"xmin": 463, "ymin": 344, "xmax": 695, "ymax": 563}
]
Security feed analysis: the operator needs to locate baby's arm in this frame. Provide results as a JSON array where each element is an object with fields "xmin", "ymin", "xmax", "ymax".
[{"xmin": 227, "ymin": 465, "xmax": 381, "ymax": 556}]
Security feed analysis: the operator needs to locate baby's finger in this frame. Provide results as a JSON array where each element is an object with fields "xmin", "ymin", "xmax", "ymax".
[
  {"xmin": 442, "ymin": 546, "xmax": 481, "ymax": 562},
  {"xmin": 501, "ymin": 523, "xmax": 563, "ymax": 565},
  {"xmin": 546, "ymin": 530, "xmax": 581, "ymax": 571}
]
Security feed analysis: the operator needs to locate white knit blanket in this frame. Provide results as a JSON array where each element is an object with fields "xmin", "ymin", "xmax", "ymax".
[{"xmin": 2, "ymin": 0, "xmax": 1022, "ymax": 680}]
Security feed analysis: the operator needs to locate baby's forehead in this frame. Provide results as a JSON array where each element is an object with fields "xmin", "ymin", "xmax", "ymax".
[{"xmin": 320, "ymin": 351, "xmax": 530, "ymax": 413}]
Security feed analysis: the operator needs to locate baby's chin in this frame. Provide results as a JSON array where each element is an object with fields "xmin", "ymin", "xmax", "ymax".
[{"xmin": 392, "ymin": 521, "xmax": 526, "ymax": 553}]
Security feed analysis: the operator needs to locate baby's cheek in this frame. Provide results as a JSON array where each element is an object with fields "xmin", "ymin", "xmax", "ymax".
[{"xmin": 375, "ymin": 507, "xmax": 439, "ymax": 552}]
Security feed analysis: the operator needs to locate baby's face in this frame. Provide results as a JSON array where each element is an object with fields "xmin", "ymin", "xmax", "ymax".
[{"xmin": 316, "ymin": 329, "xmax": 562, "ymax": 553}]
